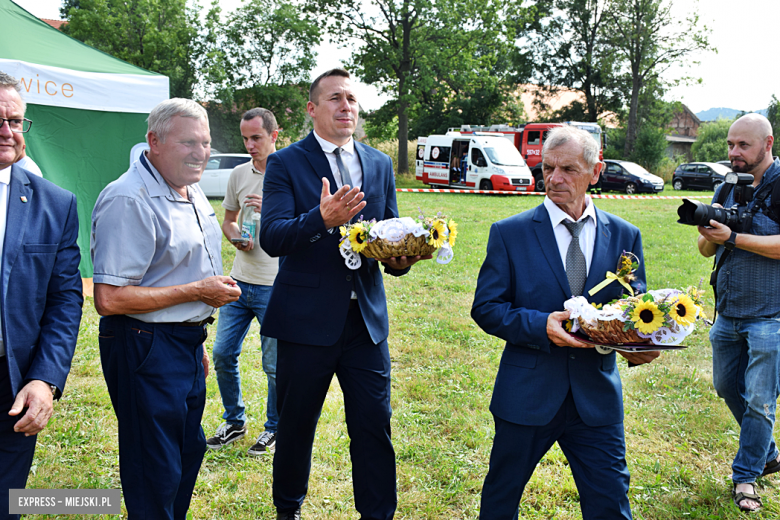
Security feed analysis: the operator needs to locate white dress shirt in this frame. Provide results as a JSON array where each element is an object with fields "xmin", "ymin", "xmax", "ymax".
[
  {"xmin": 0, "ymin": 166, "xmax": 10, "ymax": 356},
  {"xmin": 313, "ymin": 130, "xmax": 363, "ymax": 190},
  {"xmin": 543, "ymin": 195, "xmax": 598, "ymax": 274}
]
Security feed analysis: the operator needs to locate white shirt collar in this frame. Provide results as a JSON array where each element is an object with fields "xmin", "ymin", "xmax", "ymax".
[
  {"xmin": 543, "ymin": 195, "xmax": 597, "ymax": 226},
  {"xmin": 313, "ymin": 130, "xmax": 355, "ymax": 155},
  {"xmin": 0, "ymin": 166, "xmax": 11, "ymax": 185}
]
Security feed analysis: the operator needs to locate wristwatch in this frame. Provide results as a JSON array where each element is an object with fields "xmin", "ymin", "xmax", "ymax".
[{"xmin": 724, "ymin": 231, "xmax": 737, "ymax": 251}]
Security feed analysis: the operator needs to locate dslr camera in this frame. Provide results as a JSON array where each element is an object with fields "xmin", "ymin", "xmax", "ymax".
[{"xmin": 677, "ymin": 172, "xmax": 755, "ymax": 232}]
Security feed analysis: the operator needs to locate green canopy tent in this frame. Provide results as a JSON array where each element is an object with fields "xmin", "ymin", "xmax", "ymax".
[{"xmin": 0, "ymin": 0, "xmax": 169, "ymax": 281}]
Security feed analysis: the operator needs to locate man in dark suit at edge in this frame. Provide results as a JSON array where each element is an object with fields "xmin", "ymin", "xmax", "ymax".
[
  {"xmin": 472, "ymin": 126, "xmax": 660, "ymax": 519},
  {"xmin": 260, "ymin": 68, "xmax": 430, "ymax": 520},
  {"xmin": 0, "ymin": 71, "xmax": 83, "ymax": 520}
]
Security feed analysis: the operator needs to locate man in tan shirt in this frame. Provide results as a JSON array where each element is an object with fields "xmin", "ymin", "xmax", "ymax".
[{"xmin": 206, "ymin": 108, "xmax": 280, "ymax": 455}]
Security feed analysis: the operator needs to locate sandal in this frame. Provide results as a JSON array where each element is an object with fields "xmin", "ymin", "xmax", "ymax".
[
  {"xmin": 762, "ymin": 457, "xmax": 780, "ymax": 477},
  {"xmin": 732, "ymin": 483, "xmax": 762, "ymax": 512}
]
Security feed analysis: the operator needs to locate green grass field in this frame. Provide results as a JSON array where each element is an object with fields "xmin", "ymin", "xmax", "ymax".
[{"xmin": 26, "ymin": 189, "xmax": 780, "ymax": 519}]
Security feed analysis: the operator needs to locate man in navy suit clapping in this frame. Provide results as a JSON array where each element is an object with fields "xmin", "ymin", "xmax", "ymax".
[{"xmin": 260, "ymin": 68, "xmax": 429, "ymax": 520}]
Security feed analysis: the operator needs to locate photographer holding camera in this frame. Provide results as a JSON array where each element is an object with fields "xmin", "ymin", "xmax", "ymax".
[{"xmin": 697, "ymin": 114, "xmax": 780, "ymax": 513}]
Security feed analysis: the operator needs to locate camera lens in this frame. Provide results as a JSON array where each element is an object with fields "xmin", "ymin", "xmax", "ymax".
[{"xmin": 677, "ymin": 199, "xmax": 727, "ymax": 227}]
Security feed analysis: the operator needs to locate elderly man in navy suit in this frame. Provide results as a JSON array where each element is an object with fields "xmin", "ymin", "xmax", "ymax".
[
  {"xmin": 260, "ymin": 68, "xmax": 429, "ymax": 520},
  {"xmin": 0, "ymin": 72, "xmax": 83, "ymax": 520},
  {"xmin": 472, "ymin": 126, "xmax": 660, "ymax": 519}
]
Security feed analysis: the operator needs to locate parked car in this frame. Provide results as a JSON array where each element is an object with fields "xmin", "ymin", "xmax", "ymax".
[
  {"xmin": 198, "ymin": 153, "xmax": 251, "ymax": 198},
  {"xmin": 717, "ymin": 160, "xmax": 733, "ymax": 170},
  {"xmin": 598, "ymin": 160, "xmax": 665, "ymax": 194},
  {"xmin": 672, "ymin": 162, "xmax": 732, "ymax": 191}
]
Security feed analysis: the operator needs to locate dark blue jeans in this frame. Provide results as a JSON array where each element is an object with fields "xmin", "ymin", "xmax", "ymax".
[
  {"xmin": 99, "ymin": 315, "xmax": 208, "ymax": 520},
  {"xmin": 212, "ymin": 280, "xmax": 277, "ymax": 431},
  {"xmin": 711, "ymin": 313, "xmax": 780, "ymax": 483}
]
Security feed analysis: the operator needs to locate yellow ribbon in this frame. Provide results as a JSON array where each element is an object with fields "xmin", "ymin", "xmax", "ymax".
[{"xmin": 588, "ymin": 271, "xmax": 634, "ymax": 297}]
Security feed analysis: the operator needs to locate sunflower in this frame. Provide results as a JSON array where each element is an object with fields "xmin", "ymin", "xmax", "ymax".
[
  {"xmin": 348, "ymin": 224, "xmax": 368, "ymax": 253},
  {"xmin": 447, "ymin": 219, "xmax": 458, "ymax": 246},
  {"xmin": 630, "ymin": 300, "xmax": 665, "ymax": 334},
  {"xmin": 428, "ymin": 219, "xmax": 447, "ymax": 248},
  {"xmin": 669, "ymin": 294, "xmax": 697, "ymax": 326},
  {"xmin": 563, "ymin": 319, "xmax": 573, "ymax": 332}
]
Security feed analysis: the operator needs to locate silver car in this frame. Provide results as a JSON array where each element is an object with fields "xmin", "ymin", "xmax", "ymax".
[{"xmin": 198, "ymin": 153, "xmax": 251, "ymax": 198}]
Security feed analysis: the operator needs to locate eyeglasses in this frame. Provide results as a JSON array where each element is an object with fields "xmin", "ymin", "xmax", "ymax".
[{"xmin": 0, "ymin": 118, "xmax": 33, "ymax": 133}]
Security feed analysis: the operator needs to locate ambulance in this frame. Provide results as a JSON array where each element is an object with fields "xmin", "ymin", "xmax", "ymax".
[{"xmin": 415, "ymin": 132, "xmax": 535, "ymax": 191}]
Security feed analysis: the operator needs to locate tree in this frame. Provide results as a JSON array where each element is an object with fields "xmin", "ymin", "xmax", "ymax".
[
  {"xmin": 195, "ymin": 0, "xmax": 319, "ymax": 104},
  {"xmin": 530, "ymin": 0, "xmax": 622, "ymax": 123},
  {"xmin": 193, "ymin": 0, "xmax": 320, "ymax": 147},
  {"xmin": 311, "ymin": 0, "xmax": 539, "ymax": 174},
  {"xmin": 691, "ymin": 119, "xmax": 732, "ymax": 163},
  {"xmin": 607, "ymin": 0, "xmax": 711, "ymax": 156},
  {"xmin": 61, "ymin": 0, "xmax": 198, "ymax": 98},
  {"xmin": 768, "ymin": 95, "xmax": 780, "ymax": 158}
]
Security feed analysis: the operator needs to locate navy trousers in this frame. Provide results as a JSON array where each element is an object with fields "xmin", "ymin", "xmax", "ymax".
[
  {"xmin": 99, "ymin": 315, "xmax": 208, "ymax": 520},
  {"xmin": 480, "ymin": 391, "xmax": 632, "ymax": 520},
  {"xmin": 273, "ymin": 305, "xmax": 397, "ymax": 519},
  {"xmin": 0, "ymin": 361, "xmax": 37, "ymax": 520}
]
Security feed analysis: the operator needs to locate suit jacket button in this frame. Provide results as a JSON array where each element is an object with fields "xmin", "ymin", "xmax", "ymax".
[
  {"xmin": 569, "ymin": 354, "xmax": 575, "ymax": 359},
  {"xmin": 346, "ymin": 275, "xmax": 352, "ymax": 282}
]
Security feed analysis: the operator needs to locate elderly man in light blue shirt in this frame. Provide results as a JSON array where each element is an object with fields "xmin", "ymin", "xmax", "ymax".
[{"xmin": 91, "ymin": 98, "xmax": 241, "ymax": 520}]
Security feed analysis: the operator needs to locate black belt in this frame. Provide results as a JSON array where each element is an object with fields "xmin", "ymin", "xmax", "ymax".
[{"xmin": 160, "ymin": 316, "xmax": 215, "ymax": 327}]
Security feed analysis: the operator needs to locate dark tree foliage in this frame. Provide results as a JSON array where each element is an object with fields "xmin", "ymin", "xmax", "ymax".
[
  {"xmin": 607, "ymin": 0, "xmax": 711, "ymax": 156},
  {"xmin": 768, "ymin": 95, "xmax": 780, "ymax": 158},
  {"xmin": 194, "ymin": 0, "xmax": 319, "ymax": 144},
  {"xmin": 691, "ymin": 119, "xmax": 732, "ymax": 163},
  {"xmin": 204, "ymin": 83, "xmax": 310, "ymax": 153},
  {"xmin": 61, "ymin": 0, "xmax": 198, "ymax": 98},
  {"xmin": 529, "ymin": 0, "xmax": 622, "ymax": 123},
  {"xmin": 310, "ymin": 0, "xmax": 540, "ymax": 174}
]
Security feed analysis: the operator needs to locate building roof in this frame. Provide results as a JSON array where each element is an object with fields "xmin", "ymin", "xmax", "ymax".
[{"xmin": 40, "ymin": 18, "xmax": 66, "ymax": 30}]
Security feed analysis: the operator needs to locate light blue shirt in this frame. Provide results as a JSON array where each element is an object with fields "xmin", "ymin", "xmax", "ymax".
[{"xmin": 91, "ymin": 153, "xmax": 223, "ymax": 323}]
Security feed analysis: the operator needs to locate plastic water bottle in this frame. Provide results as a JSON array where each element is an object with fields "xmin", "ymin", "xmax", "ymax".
[{"xmin": 240, "ymin": 201, "xmax": 260, "ymax": 243}]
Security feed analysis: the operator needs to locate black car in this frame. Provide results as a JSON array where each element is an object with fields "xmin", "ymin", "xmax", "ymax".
[
  {"xmin": 672, "ymin": 162, "xmax": 732, "ymax": 191},
  {"xmin": 596, "ymin": 160, "xmax": 665, "ymax": 194}
]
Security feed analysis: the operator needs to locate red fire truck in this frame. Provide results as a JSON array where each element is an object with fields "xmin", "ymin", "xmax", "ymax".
[{"xmin": 456, "ymin": 122, "xmax": 604, "ymax": 191}]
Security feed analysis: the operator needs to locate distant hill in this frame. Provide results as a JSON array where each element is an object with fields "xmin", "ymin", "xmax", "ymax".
[{"xmin": 697, "ymin": 107, "xmax": 769, "ymax": 121}]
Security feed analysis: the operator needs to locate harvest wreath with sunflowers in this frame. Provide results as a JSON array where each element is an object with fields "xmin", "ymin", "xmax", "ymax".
[
  {"xmin": 338, "ymin": 213, "xmax": 457, "ymax": 270},
  {"xmin": 564, "ymin": 252, "xmax": 707, "ymax": 346}
]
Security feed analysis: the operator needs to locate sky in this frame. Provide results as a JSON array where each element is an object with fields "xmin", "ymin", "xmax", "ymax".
[{"xmin": 10, "ymin": 0, "xmax": 780, "ymax": 115}]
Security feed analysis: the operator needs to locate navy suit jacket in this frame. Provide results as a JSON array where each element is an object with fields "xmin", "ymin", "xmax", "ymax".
[
  {"xmin": 471, "ymin": 203, "xmax": 645, "ymax": 427},
  {"xmin": 1, "ymin": 165, "xmax": 83, "ymax": 399},
  {"xmin": 260, "ymin": 132, "xmax": 407, "ymax": 346}
]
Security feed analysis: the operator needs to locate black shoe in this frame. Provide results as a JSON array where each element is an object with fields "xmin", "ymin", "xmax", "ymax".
[
  {"xmin": 205, "ymin": 422, "xmax": 247, "ymax": 449},
  {"xmin": 276, "ymin": 508, "xmax": 301, "ymax": 519},
  {"xmin": 247, "ymin": 430, "xmax": 276, "ymax": 456}
]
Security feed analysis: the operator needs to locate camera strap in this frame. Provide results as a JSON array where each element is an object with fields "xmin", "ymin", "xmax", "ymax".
[
  {"xmin": 714, "ymin": 183, "xmax": 733, "ymax": 206},
  {"xmin": 710, "ymin": 249, "xmax": 730, "ymax": 321}
]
